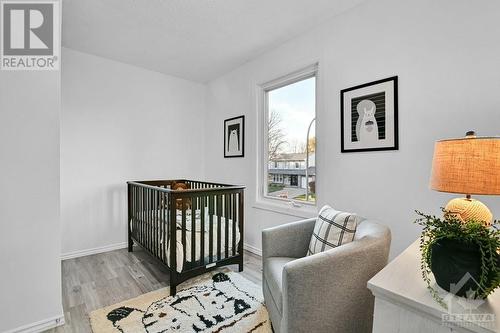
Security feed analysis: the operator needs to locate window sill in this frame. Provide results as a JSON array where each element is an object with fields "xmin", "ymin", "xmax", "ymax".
[{"xmin": 253, "ymin": 199, "xmax": 317, "ymax": 219}]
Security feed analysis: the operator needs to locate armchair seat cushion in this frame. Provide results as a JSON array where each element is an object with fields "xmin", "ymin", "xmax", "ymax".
[{"xmin": 263, "ymin": 256, "xmax": 296, "ymax": 313}]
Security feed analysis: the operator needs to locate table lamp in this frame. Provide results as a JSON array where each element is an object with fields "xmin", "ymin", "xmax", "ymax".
[{"xmin": 430, "ymin": 131, "xmax": 500, "ymax": 226}]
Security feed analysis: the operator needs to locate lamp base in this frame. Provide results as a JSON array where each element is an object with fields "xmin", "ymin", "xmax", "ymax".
[{"xmin": 444, "ymin": 197, "xmax": 493, "ymax": 226}]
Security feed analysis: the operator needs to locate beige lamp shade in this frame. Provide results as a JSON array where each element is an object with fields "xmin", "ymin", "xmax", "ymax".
[{"xmin": 430, "ymin": 136, "xmax": 500, "ymax": 195}]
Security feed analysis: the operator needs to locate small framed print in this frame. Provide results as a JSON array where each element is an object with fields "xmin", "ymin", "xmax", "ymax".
[
  {"xmin": 224, "ymin": 115, "xmax": 245, "ymax": 158},
  {"xmin": 340, "ymin": 76, "xmax": 398, "ymax": 153}
]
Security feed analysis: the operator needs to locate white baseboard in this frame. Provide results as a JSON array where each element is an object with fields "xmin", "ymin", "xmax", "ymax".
[
  {"xmin": 4, "ymin": 314, "xmax": 65, "ymax": 333},
  {"xmin": 62, "ymin": 241, "xmax": 258, "ymax": 260},
  {"xmin": 61, "ymin": 242, "xmax": 128, "ymax": 260},
  {"xmin": 244, "ymin": 243, "xmax": 262, "ymax": 256}
]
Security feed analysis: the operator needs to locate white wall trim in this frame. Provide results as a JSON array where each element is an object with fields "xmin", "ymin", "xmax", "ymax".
[
  {"xmin": 244, "ymin": 242, "xmax": 262, "ymax": 257},
  {"xmin": 4, "ymin": 314, "xmax": 65, "ymax": 333},
  {"xmin": 63, "ymin": 240, "xmax": 261, "ymax": 262},
  {"xmin": 61, "ymin": 242, "xmax": 127, "ymax": 260}
]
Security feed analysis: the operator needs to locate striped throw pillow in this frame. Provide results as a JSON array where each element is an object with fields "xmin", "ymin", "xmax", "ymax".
[{"xmin": 307, "ymin": 205, "xmax": 360, "ymax": 256}]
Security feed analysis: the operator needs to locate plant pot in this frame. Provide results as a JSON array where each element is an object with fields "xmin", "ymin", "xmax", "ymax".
[{"xmin": 430, "ymin": 238, "xmax": 499, "ymax": 298}]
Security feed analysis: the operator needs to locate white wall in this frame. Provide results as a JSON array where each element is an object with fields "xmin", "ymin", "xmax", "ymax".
[
  {"xmin": 61, "ymin": 48, "xmax": 206, "ymax": 256},
  {"xmin": 0, "ymin": 71, "xmax": 62, "ymax": 329},
  {"xmin": 204, "ymin": 0, "xmax": 500, "ymax": 258}
]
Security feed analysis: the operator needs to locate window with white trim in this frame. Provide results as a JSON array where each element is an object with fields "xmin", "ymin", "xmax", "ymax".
[{"xmin": 260, "ymin": 66, "xmax": 317, "ymax": 206}]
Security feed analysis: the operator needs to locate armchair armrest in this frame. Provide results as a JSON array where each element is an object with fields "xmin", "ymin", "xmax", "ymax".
[
  {"xmin": 262, "ymin": 217, "xmax": 316, "ymax": 260},
  {"xmin": 281, "ymin": 230, "xmax": 391, "ymax": 333}
]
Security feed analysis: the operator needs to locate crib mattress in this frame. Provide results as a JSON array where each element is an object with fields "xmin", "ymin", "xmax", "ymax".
[
  {"xmin": 167, "ymin": 217, "xmax": 240, "ymax": 272},
  {"xmin": 132, "ymin": 209, "xmax": 240, "ymax": 272}
]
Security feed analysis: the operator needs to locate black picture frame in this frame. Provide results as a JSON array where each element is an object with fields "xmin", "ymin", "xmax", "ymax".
[
  {"xmin": 224, "ymin": 115, "xmax": 245, "ymax": 158},
  {"xmin": 340, "ymin": 76, "xmax": 398, "ymax": 153}
]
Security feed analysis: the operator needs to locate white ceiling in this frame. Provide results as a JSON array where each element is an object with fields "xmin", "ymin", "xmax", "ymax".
[{"xmin": 63, "ymin": 0, "xmax": 366, "ymax": 82}]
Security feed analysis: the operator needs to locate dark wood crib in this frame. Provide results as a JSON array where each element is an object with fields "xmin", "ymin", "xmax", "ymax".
[{"xmin": 127, "ymin": 179, "xmax": 245, "ymax": 295}]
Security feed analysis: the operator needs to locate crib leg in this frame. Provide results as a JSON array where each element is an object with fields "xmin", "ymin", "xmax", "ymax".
[
  {"xmin": 170, "ymin": 271, "xmax": 178, "ymax": 296},
  {"xmin": 238, "ymin": 255, "xmax": 244, "ymax": 272},
  {"xmin": 170, "ymin": 284, "xmax": 177, "ymax": 296},
  {"xmin": 128, "ymin": 236, "xmax": 133, "ymax": 252}
]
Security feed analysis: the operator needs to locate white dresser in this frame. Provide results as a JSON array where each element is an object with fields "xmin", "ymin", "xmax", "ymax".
[{"xmin": 368, "ymin": 241, "xmax": 500, "ymax": 333}]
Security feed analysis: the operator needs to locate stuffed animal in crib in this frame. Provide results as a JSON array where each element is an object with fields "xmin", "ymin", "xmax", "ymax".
[{"xmin": 171, "ymin": 181, "xmax": 192, "ymax": 210}]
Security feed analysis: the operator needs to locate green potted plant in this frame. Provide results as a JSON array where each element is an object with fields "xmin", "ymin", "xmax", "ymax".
[{"xmin": 415, "ymin": 210, "xmax": 500, "ymax": 307}]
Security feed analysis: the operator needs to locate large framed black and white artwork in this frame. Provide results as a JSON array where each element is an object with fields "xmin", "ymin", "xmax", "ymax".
[
  {"xmin": 340, "ymin": 76, "xmax": 398, "ymax": 153},
  {"xmin": 224, "ymin": 115, "xmax": 245, "ymax": 158}
]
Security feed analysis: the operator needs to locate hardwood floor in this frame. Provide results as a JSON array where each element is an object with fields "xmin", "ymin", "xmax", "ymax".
[{"xmin": 47, "ymin": 248, "xmax": 263, "ymax": 333}]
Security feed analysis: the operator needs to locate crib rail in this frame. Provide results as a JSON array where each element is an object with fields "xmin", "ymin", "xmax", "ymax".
[{"xmin": 127, "ymin": 179, "xmax": 244, "ymax": 294}]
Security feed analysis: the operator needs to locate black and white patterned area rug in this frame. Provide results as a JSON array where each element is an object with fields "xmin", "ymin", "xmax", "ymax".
[{"xmin": 90, "ymin": 269, "xmax": 271, "ymax": 333}]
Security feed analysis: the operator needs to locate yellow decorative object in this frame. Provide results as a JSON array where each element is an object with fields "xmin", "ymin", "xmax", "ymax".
[
  {"xmin": 444, "ymin": 197, "xmax": 493, "ymax": 226},
  {"xmin": 429, "ymin": 132, "xmax": 500, "ymax": 226}
]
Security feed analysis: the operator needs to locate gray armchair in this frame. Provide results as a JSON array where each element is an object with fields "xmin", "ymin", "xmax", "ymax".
[{"xmin": 262, "ymin": 217, "xmax": 391, "ymax": 333}]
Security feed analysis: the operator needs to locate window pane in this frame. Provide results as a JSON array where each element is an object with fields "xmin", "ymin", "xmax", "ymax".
[{"xmin": 266, "ymin": 76, "xmax": 316, "ymax": 203}]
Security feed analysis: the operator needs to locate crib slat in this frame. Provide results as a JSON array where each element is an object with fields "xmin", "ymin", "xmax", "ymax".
[
  {"xmin": 165, "ymin": 192, "xmax": 168, "ymax": 253},
  {"xmin": 152, "ymin": 189, "xmax": 155, "ymax": 256},
  {"xmin": 142, "ymin": 187, "xmax": 146, "ymax": 247},
  {"xmin": 136, "ymin": 186, "xmax": 139, "ymax": 244},
  {"xmin": 134, "ymin": 186, "xmax": 138, "ymax": 242},
  {"xmin": 156, "ymin": 190, "xmax": 160, "ymax": 259},
  {"xmin": 151, "ymin": 189, "xmax": 154, "ymax": 253},
  {"xmin": 146, "ymin": 188, "xmax": 149, "ymax": 251},
  {"xmin": 154, "ymin": 190, "xmax": 158, "ymax": 258},
  {"xmin": 152, "ymin": 190, "xmax": 155, "ymax": 258},
  {"xmin": 137, "ymin": 186, "xmax": 140, "ymax": 242},
  {"xmin": 182, "ymin": 199, "xmax": 186, "ymax": 271},
  {"xmin": 227, "ymin": 192, "xmax": 231, "ymax": 255},
  {"xmin": 191, "ymin": 195, "xmax": 196, "ymax": 263},
  {"xmin": 217, "ymin": 195, "xmax": 222, "ymax": 261},
  {"xmin": 144, "ymin": 188, "xmax": 147, "ymax": 250},
  {"xmin": 167, "ymin": 192, "xmax": 170, "ymax": 261},
  {"xmin": 159, "ymin": 191, "xmax": 162, "ymax": 261},
  {"xmin": 209, "ymin": 195, "xmax": 214, "ymax": 263},
  {"xmin": 200, "ymin": 196, "xmax": 205, "ymax": 265},
  {"xmin": 158, "ymin": 190, "xmax": 162, "ymax": 260},
  {"xmin": 146, "ymin": 188, "xmax": 149, "ymax": 249},
  {"xmin": 232, "ymin": 193, "xmax": 236, "ymax": 256},
  {"xmin": 238, "ymin": 191, "xmax": 244, "ymax": 256},
  {"xmin": 142, "ymin": 188, "xmax": 146, "ymax": 249},
  {"xmin": 149, "ymin": 188, "xmax": 153, "ymax": 252},
  {"xmin": 140, "ymin": 187, "xmax": 144, "ymax": 246},
  {"xmin": 136, "ymin": 186, "xmax": 139, "ymax": 242},
  {"xmin": 197, "ymin": 184, "xmax": 201, "ymax": 212},
  {"xmin": 144, "ymin": 187, "xmax": 148, "ymax": 249},
  {"xmin": 224, "ymin": 194, "xmax": 229, "ymax": 259},
  {"xmin": 148, "ymin": 188, "xmax": 151, "ymax": 251},
  {"xmin": 158, "ymin": 191, "xmax": 162, "ymax": 261}
]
